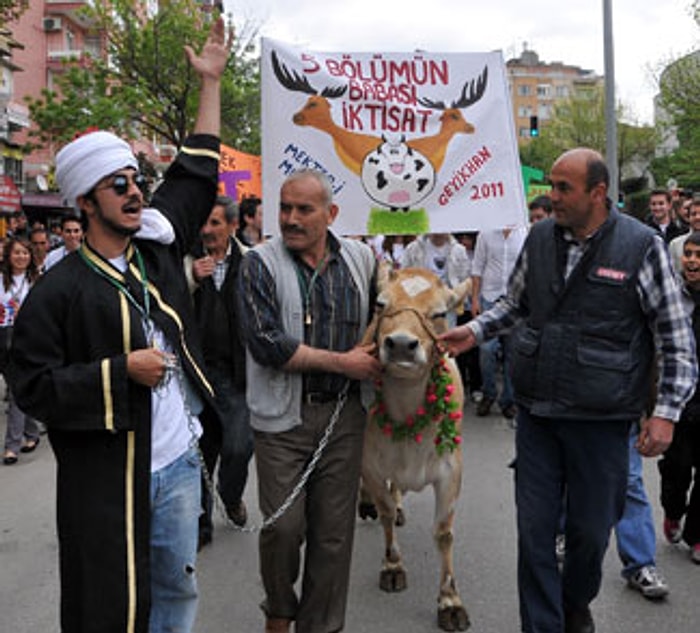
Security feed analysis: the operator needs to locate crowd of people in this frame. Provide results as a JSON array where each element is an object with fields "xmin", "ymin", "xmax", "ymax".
[{"xmin": 2, "ymin": 20, "xmax": 700, "ymax": 633}]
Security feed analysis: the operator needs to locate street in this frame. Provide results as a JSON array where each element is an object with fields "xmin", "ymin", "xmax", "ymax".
[{"xmin": 2, "ymin": 393, "xmax": 700, "ymax": 632}]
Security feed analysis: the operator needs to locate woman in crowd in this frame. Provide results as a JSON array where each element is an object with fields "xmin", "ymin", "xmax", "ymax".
[{"xmin": 2, "ymin": 236, "xmax": 41, "ymax": 465}]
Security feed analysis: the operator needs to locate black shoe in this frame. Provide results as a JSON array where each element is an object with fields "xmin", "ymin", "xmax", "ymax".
[
  {"xmin": 564, "ymin": 606, "xmax": 595, "ymax": 633},
  {"xmin": 501, "ymin": 404, "xmax": 517, "ymax": 419},
  {"xmin": 476, "ymin": 397, "xmax": 494, "ymax": 417},
  {"xmin": 20, "ymin": 437, "xmax": 40, "ymax": 453},
  {"xmin": 226, "ymin": 500, "xmax": 248, "ymax": 527}
]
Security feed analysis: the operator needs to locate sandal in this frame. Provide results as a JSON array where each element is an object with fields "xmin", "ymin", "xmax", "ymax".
[
  {"xmin": 3, "ymin": 451, "xmax": 18, "ymax": 465},
  {"xmin": 20, "ymin": 437, "xmax": 40, "ymax": 454}
]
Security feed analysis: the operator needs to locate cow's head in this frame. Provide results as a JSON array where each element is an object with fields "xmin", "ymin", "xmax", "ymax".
[{"xmin": 365, "ymin": 266, "xmax": 471, "ymax": 379}]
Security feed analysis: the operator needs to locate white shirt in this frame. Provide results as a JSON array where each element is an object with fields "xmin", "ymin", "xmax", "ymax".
[
  {"xmin": 471, "ymin": 227, "xmax": 528, "ymax": 302},
  {"xmin": 109, "ymin": 253, "xmax": 201, "ymax": 472},
  {"xmin": 1, "ymin": 273, "xmax": 32, "ymax": 326},
  {"xmin": 44, "ymin": 245, "xmax": 70, "ymax": 271}
]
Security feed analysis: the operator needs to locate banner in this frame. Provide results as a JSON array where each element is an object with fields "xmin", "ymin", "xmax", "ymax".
[
  {"xmin": 261, "ymin": 39, "xmax": 526, "ymax": 236},
  {"xmin": 218, "ymin": 144, "xmax": 262, "ymax": 202}
]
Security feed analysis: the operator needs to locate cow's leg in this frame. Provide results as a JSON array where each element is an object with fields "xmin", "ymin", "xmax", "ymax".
[
  {"xmin": 433, "ymin": 474, "xmax": 470, "ymax": 631},
  {"xmin": 390, "ymin": 482, "xmax": 406, "ymax": 526},
  {"xmin": 362, "ymin": 469, "xmax": 407, "ymax": 592},
  {"xmin": 358, "ymin": 478, "xmax": 379, "ymax": 520}
]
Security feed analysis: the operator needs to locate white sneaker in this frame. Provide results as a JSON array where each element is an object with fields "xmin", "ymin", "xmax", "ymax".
[
  {"xmin": 627, "ymin": 565, "xmax": 669, "ymax": 600},
  {"xmin": 470, "ymin": 390, "xmax": 484, "ymax": 403}
]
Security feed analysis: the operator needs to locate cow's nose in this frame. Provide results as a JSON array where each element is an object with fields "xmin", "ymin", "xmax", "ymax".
[{"xmin": 384, "ymin": 333, "xmax": 420, "ymax": 357}]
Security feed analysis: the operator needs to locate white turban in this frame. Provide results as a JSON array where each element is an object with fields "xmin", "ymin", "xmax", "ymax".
[{"xmin": 55, "ymin": 131, "xmax": 138, "ymax": 211}]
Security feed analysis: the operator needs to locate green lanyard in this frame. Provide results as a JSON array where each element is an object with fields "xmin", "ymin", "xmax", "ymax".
[
  {"xmin": 293, "ymin": 249, "xmax": 330, "ymax": 327},
  {"xmin": 79, "ymin": 242, "xmax": 152, "ymax": 330}
]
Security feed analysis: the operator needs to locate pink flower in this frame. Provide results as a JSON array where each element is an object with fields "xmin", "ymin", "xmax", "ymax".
[
  {"xmin": 415, "ymin": 433, "xmax": 423, "ymax": 444},
  {"xmin": 444, "ymin": 395, "xmax": 452, "ymax": 403},
  {"xmin": 382, "ymin": 424, "xmax": 393, "ymax": 437},
  {"xmin": 434, "ymin": 436, "xmax": 441, "ymax": 445},
  {"xmin": 454, "ymin": 435, "xmax": 462, "ymax": 445},
  {"xmin": 449, "ymin": 411, "xmax": 463, "ymax": 421},
  {"xmin": 405, "ymin": 415, "xmax": 415, "ymax": 427},
  {"xmin": 427, "ymin": 393, "xmax": 438, "ymax": 404},
  {"xmin": 445, "ymin": 384, "xmax": 455, "ymax": 395},
  {"xmin": 416, "ymin": 406, "xmax": 426, "ymax": 416}
]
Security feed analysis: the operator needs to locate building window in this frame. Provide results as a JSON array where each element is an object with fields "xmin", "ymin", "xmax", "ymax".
[
  {"xmin": 517, "ymin": 84, "xmax": 531, "ymax": 96},
  {"xmin": 555, "ymin": 85, "xmax": 569, "ymax": 98},
  {"xmin": 517, "ymin": 105, "xmax": 532, "ymax": 117},
  {"xmin": 537, "ymin": 84, "xmax": 551, "ymax": 98},
  {"xmin": 66, "ymin": 27, "xmax": 76, "ymax": 52}
]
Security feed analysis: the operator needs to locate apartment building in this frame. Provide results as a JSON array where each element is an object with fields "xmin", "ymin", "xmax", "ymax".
[{"xmin": 506, "ymin": 47, "xmax": 603, "ymax": 143}]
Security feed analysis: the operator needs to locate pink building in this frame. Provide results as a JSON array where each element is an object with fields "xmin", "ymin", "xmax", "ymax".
[{"xmin": 11, "ymin": 1, "xmax": 102, "ymax": 189}]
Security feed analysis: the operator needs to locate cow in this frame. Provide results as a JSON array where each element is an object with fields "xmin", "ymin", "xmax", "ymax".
[{"xmin": 360, "ymin": 266, "xmax": 471, "ymax": 631}]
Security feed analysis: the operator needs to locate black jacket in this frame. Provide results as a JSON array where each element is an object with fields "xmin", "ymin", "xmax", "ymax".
[{"xmin": 8, "ymin": 134, "xmax": 221, "ymax": 633}]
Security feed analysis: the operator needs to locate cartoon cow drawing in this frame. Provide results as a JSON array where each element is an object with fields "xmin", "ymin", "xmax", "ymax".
[{"xmin": 361, "ymin": 135, "xmax": 436, "ymax": 211}]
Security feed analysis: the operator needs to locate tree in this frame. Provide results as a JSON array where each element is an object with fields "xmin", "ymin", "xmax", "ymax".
[
  {"xmin": 24, "ymin": 0, "xmax": 261, "ymax": 152},
  {"xmin": 649, "ymin": 2, "xmax": 700, "ymax": 190},
  {"xmin": 0, "ymin": 0, "xmax": 26, "ymax": 27},
  {"xmin": 519, "ymin": 85, "xmax": 657, "ymax": 187}
]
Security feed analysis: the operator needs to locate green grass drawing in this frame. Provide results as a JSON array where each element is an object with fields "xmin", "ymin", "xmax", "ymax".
[{"xmin": 366, "ymin": 208, "xmax": 430, "ymax": 235}]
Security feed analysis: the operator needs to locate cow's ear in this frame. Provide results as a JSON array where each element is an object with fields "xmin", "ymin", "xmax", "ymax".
[
  {"xmin": 377, "ymin": 260, "xmax": 393, "ymax": 289},
  {"xmin": 446, "ymin": 277, "xmax": 472, "ymax": 310}
]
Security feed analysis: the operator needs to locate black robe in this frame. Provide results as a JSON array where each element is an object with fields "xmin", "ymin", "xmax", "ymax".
[{"xmin": 8, "ymin": 134, "xmax": 221, "ymax": 633}]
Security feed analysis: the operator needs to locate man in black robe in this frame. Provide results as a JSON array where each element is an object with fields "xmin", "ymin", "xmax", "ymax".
[{"xmin": 8, "ymin": 18, "xmax": 230, "ymax": 633}]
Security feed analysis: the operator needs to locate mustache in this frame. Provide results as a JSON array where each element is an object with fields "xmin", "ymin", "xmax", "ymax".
[{"xmin": 282, "ymin": 225, "xmax": 306, "ymax": 235}]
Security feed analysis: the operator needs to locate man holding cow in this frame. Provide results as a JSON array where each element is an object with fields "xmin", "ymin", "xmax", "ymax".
[
  {"xmin": 441, "ymin": 148, "xmax": 697, "ymax": 633},
  {"xmin": 237, "ymin": 169, "xmax": 381, "ymax": 633}
]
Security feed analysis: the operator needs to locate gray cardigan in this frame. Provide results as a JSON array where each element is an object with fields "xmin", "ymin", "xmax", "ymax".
[{"xmin": 246, "ymin": 234, "xmax": 375, "ymax": 433}]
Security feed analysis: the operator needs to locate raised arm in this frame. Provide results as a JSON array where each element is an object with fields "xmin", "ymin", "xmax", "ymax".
[{"xmin": 185, "ymin": 16, "xmax": 233, "ymax": 137}]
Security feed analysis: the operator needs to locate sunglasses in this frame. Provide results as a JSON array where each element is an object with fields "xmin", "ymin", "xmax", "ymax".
[{"xmin": 96, "ymin": 173, "xmax": 149, "ymax": 197}]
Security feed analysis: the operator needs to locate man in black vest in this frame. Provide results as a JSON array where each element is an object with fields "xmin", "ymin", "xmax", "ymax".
[{"xmin": 441, "ymin": 148, "xmax": 697, "ymax": 633}]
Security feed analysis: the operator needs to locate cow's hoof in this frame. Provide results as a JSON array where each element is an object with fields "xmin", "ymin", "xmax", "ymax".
[
  {"xmin": 437, "ymin": 605, "xmax": 470, "ymax": 631},
  {"xmin": 358, "ymin": 501, "xmax": 378, "ymax": 520},
  {"xmin": 379, "ymin": 568, "xmax": 407, "ymax": 592},
  {"xmin": 395, "ymin": 507, "xmax": 406, "ymax": 527}
]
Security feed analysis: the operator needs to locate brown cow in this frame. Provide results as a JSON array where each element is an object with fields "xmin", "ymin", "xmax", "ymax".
[{"xmin": 361, "ymin": 266, "xmax": 471, "ymax": 631}]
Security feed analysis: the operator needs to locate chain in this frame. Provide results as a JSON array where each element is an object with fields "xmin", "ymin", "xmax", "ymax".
[{"xmin": 185, "ymin": 372, "xmax": 350, "ymax": 534}]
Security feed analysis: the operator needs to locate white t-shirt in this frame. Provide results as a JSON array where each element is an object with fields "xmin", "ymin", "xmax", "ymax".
[{"xmin": 110, "ymin": 253, "xmax": 201, "ymax": 472}]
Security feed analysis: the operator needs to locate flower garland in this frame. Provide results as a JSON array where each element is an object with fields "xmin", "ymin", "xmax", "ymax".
[{"xmin": 369, "ymin": 356, "xmax": 463, "ymax": 456}]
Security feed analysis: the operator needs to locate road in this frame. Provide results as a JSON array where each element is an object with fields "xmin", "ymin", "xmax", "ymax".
[{"xmin": 2, "ymin": 392, "xmax": 699, "ymax": 632}]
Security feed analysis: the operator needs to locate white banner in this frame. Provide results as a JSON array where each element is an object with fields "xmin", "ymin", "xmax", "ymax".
[{"xmin": 262, "ymin": 38, "xmax": 527, "ymax": 236}]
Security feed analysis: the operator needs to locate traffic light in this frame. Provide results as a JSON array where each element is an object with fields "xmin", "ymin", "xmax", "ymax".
[{"xmin": 529, "ymin": 115, "xmax": 539, "ymax": 137}]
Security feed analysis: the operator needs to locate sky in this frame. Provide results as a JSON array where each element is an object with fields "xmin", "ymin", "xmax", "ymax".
[{"xmin": 223, "ymin": 0, "xmax": 699, "ymax": 125}]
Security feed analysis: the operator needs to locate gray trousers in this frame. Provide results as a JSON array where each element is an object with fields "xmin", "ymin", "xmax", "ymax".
[
  {"xmin": 4, "ymin": 389, "xmax": 40, "ymax": 454},
  {"xmin": 254, "ymin": 393, "xmax": 366, "ymax": 633}
]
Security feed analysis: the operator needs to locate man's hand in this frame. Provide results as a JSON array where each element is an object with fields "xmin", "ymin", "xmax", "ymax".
[
  {"xmin": 636, "ymin": 416, "xmax": 674, "ymax": 457},
  {"xmin": 339, "ymin": 343, "xmax": 382, "ymax": 381},
  {"xmin": 184, "ymin": 16, "xmax": 233, "ymax": 82},
  {"xmin": 127, "ymin": 348, "xmax": 176, "ymax": 388},
  {"xmin": 192, "ymin": 256, "xmax": 215, "ymax": 282},
  {"xmin": 438, "ymin": 325, "xmax": 477, "ymax": 357}
]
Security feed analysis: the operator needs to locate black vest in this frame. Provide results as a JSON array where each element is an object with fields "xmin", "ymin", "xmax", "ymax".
[{"xmin": 510, "ymin": 211, "xmax": 656, "ymax": 420}]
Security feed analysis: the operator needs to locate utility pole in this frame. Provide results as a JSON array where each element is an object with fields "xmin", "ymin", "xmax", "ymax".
[{"xmin": 603, "ymin": 0, "xmax": 619, "ymax": 204}]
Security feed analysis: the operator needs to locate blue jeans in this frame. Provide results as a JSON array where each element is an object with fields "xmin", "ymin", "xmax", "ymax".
[
  {"xmin": 514, "ymin": 409, "xmax": 629, "ymax": 632},
  {"xmin": 615, "ymin": 423, "xmax": 657, "ymax": 578},
  {"xmin": 479, "ymin": 297, "xmax": 514, "ymax": 409},
  {"xmin": 149, "ymin": 446, "xmax": 202, "ymax": 633}
]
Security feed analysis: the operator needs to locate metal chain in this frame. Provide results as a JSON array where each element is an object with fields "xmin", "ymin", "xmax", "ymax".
[{"xmin": 189, "ymin": 374, "xmax": 350, "ymax": 534}]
